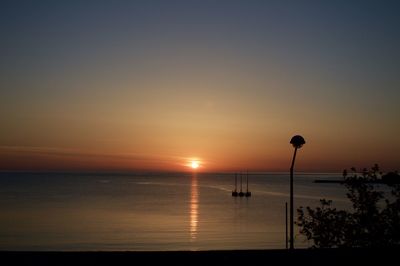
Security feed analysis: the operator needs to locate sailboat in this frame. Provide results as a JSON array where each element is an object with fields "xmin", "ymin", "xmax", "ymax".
[
  {"xmin": 232, "ymin": 173, "xmax": 238, "ymax": 197},
  {"xmin": 238, "ymin": 172, "xmax": 245, "ymax": 197},
  {"xmin": 245, "ymin": 171, "xmax": 251, "ymax": 197}
]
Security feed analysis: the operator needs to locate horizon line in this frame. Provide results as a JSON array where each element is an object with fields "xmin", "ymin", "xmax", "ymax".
[{"xmin": 0, "ymin": 169, "xmax": 344, "ymax": 175}]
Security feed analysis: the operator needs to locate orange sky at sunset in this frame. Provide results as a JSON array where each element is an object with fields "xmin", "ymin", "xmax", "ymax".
[{"xmin": 1, "ymin": 2, "xmax": 399, "ymax": 173}]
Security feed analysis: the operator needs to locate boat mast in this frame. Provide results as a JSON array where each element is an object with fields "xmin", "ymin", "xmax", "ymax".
[
  {"xmin": 235, "ymin": 173, "xmax": 237, "ymax": 191},
  {"xmin": 240, "ymin": 172, "xmax": 243, "ymax": 192},
  {"xmin": 246, "ymin": 171, "xmax": 249, "ymax": 192}
]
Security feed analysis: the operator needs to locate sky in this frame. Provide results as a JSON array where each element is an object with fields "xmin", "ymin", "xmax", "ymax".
[{"xmin": 0, "ymin": 0, "xmax": 399, "ymax": 172}]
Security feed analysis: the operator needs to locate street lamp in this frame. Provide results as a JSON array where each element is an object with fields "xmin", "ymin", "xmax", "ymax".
[{"xmin": 289, "ymin": 135, "xmax": 305, "ymax": 249}]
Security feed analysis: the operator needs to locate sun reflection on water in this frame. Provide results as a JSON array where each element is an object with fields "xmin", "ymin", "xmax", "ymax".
[{"xmin": 190, "ymin": 173, "xmax": 199, "ymax": 241}]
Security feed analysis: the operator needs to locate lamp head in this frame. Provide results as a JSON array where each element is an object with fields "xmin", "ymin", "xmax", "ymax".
[{"xmin": 290, "ymin": 135, "xmax": 305, "ymax": 149}]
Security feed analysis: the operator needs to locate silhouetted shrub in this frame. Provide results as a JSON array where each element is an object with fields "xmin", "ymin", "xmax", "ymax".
[{"xmin": 297, "ymin": 164, "xmax": 400, "ymax": 248}]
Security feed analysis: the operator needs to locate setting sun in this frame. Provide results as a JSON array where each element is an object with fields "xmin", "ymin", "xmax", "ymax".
[{"xmin": 191, "ymin": 161, "xmax": 200, "ymax": 169}]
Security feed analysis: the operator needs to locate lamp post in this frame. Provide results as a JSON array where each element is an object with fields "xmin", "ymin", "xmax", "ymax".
[{"xmin": 289, "ymin": 135, "xmax": 305, "ymax": 249}]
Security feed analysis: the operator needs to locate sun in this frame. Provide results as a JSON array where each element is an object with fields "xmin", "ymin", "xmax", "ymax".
[
  {"xmin": 190, "ymin": 161, "xmax": 200, "ymax": 169},
  {"xmin": 185, "ymin": 158, "xmax": 202, "ymax": 170}
]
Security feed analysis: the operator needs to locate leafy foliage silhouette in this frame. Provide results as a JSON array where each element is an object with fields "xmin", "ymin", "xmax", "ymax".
[{"xmin": 297, "ymin": 164, "xmax": 400, "ymax": 248}]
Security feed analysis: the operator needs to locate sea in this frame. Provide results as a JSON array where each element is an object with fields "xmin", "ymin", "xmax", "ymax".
[{"xmin": 0, "ymin": 172, "xmax": 350, "ymax": 251}]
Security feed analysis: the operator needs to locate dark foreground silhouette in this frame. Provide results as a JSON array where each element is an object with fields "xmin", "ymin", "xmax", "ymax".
[
  {"xmin": 298, "ymin": 165, "xmax": 400, "ymax": 248},
  {"xmin": 1, "ymin": 248, "xmax": 399, "ymax": 266}
]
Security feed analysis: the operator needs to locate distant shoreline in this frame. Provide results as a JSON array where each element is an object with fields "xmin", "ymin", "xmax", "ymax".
[{"xmin": 314, "ymin": 179, "xmax": 398, "ymax": 184}]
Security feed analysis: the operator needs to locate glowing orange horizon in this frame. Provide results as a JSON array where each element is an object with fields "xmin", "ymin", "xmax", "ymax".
[{"xmin": 0, "ymin": 143, "xmax": 398, "ymax": 173}]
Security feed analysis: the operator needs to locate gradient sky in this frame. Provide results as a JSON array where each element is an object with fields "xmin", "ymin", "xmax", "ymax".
[{"xmin": 1, "ymin": 0, "xmax": 399, "ymax": 172}]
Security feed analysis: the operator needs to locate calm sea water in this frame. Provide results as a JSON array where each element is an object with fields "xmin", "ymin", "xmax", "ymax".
[{"xmin": 0, "ymin": 172, "xmax": 349, "ymax": 251}]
